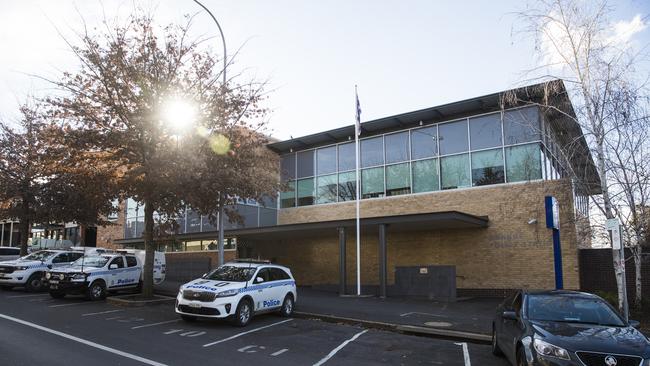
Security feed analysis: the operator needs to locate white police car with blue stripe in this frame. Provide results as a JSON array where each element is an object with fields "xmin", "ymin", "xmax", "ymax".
[
  {"xmin": 0, "ymin": 250, "xmax": 84, "ymax": 292},
  {"xmin": 176, "ymin": 260, "xmax": 297, "ymax": 327}
]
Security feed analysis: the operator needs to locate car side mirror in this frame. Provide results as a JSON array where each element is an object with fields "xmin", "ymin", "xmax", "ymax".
[
  {"xmin": 255, "ymin": 277, "xmax": 264, "ymax": 284},
  {"xmin": 47, "ymin": 265, "xmax": 52, "ymax": 269},
  {"xmin": 502, "ymin": 311, "xmax": 518, "ymax": 320},
  {"xmin": 109, "ymin": 264, "xmax": 118, "ymax": 270},
  {"xmin": 628, "ymin": 320, "xmax": 640, "ymax": 329}
]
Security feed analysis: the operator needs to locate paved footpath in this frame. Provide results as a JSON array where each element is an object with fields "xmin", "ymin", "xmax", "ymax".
[{"xmin": 0, "ymin": 288, "xmax": 510, "ymax": 366}]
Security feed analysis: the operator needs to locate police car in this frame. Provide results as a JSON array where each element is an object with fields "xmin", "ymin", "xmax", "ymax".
[
  {"xmin": 0, "ymin": 250, "xmax": 84, "ymax": 291},
  {"xmin": 176, "ymin": 260, "xmax": 297, "ymax": 327},
  {"xmin": 46, "ymin": 252, "xmax": 143, "ymax": 300}
]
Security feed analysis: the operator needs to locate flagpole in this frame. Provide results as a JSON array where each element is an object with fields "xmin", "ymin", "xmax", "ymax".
[{"xmin": 354, "ymin": 85, "xmax": 361, "ymax": 296}]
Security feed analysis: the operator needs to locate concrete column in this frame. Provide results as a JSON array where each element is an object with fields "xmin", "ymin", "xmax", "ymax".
[
  {"xmin": 378, "ymin": 224, "xmax": 388, "ymax": 298},
  {"xmin": 9, "ymin": 222, "xmax": 14, "ymax": 247},
  {"xmin": 1, "ymin": 222, "xmax": 4, "ymax": 246},
  {"xmin": 338, "ymin": 227, "xmax": 347, "ymax": 295}
]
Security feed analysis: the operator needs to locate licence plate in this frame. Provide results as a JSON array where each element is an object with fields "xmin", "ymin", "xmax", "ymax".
[
  {"xmin": 50, "ymin": 285, "xmax": 58, "ymax": 289},
  {"xmin": 49, "ymin": 280, "xmax": 59, "ymax": 284},
  {"xmin": 188, "ymin": 302, "xmax": 201, "ymax": 308}
]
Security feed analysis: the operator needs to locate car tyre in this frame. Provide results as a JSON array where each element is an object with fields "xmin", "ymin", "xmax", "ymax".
[
  {"xmin": 49, "ymin": 291, "xmax": 65, "ymax": 299},
  {"xmin": 491, "ymin": 325, "xmax": 503, "ymax": 356},
  {"xmin": 181, "ymin": 314, "xmax": 197, "ymax": 322},
  {"xmin": 279, "ymin": 294, "xmax": 294, "ymax": 317},
  {"xmin": 25, "ymin": 273, "xmax": 44, "ymax": 292},
  {"xmin": 86, "ymin": 281, "xmax": 106, "ymax": 301},
  {"xmin": 233, "ymin": 299, "xmax": 253, "ymax": 327},
  {"xmin": 517, "ymin": 346, "xmax": 527, "ymax": 366}
]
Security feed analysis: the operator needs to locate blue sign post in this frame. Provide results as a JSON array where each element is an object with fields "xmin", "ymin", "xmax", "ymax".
[{"xmin": 545, "ymin": 196, "xmax": 563, "ymax": 289}]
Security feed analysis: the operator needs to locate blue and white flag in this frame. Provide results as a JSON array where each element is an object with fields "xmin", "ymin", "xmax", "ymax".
[{"xmin": 355, "ymin": 86, "xmax": 361, "ymax": 136}]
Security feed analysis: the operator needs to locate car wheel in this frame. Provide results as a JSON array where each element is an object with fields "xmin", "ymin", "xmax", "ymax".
[
  {"xmin": 181, "ymin": 314, "xmax": 197, "ymax": 322},
  {"xmin": 491, "ymin": 325, "xmax": 503, "ymax": 356},
  {"xmin": 517, "ymin": 346, "xmax": 527, "ymax": 366},
  {"xmin": 0, "ymin": 285, "xmax": 13, "ymax": 291},
  {"xmin": 86, "ymin": 281, "xmax": 106, "ymax": 301},
  {"xmin": 49, "ymin": 291, "xmax": 65, "ymax": 299},
  {"xmin": 25, "ymin": 273, "xmax": 44, "ymax": 292},
  {"xmin": 233, "ymin": 299, "xmax": 253, "ymax": 327},
  {"xmin": 279, "ymin": 294, "xmax": 294, "ymax": 317}
]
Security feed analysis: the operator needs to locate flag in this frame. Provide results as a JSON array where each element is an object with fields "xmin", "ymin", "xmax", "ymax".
[{"xmin": 355, "ymin": 86, "xmax": 361, "ymax": 136}]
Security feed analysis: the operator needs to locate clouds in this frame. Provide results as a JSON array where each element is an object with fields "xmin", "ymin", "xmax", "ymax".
[{"xmin": 608, "ymin": 14, "xmax": 647, "ymax": 46}]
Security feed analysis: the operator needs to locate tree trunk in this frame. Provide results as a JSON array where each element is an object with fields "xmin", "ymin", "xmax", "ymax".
[
  {"xmin": 633, "ymin": 248, "xmax": 642, "ymax": 309},
  {"xmin": 141, "ymin": 201, "xmax": 155, "ymax": 298},
  {"xmin": 18, "ymin": 219, "xmax": 30, "ymax": 257},
  {"xmin": 79, "ymin": 224, "xmax": 86, "ymax": 246}
]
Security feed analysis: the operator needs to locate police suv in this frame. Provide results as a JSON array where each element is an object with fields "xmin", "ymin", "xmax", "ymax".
[
  {"xmin": 46, "ymin": 252, "xmax": 143, "ymax": 300},
  {"xmin": 0, "ymin": 250, "xmax": 84, "ymax": 291},
  {"xmin": 176, "ymin": 260, "xmax": 297, "ymax": 327}
]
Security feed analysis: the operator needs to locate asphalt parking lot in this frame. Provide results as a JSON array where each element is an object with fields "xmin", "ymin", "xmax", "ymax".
[{"xmin": 0, "ymin": 289, "xmax": 510, "ymax": 366}]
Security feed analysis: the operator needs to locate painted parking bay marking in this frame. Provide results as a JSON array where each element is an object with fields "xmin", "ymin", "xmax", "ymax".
[
  {"xmin": 131, "ymin": 319, "xmax": 179, "ymax": 330},
  {"xmin": 312, "ymin": 329, "xmax": 369, "ymax": 366},
  {"xmin": 454, "ymin": 342, "xmax": 472, "ymax": 366},
  {"xmin": 203, "ymin": 319, "xmax": 294, "ymax": 347},
  {"xmin": 82, "ymin": 310, "xmax": 123, "ymax": 317},
  {"xmin": 0, "ymin": 313, "xmax": 168, "ymax": 366}
]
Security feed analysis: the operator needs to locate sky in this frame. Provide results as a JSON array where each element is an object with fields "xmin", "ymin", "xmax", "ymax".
[{"xmin": 0, "ymin": 0, "xmax": 648, "ymax": 141}]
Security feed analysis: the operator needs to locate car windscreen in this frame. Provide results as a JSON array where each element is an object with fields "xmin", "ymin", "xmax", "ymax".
[
  {"xmin": 21, "ymin": 250, "xmax": 57, "ymax": 261},
  {"xmin": 204, "ymin": 266, "xmax": 256, "ymax": 282},
  {"xmin": 71, "ymin": 256, "xmax": 110, "ymax": 268},
  {"xmin": 527, "ymin": 295, "xmax": 625, "ymax": 326}
]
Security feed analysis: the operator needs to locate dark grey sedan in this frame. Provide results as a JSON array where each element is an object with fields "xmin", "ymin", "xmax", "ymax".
[{"xmin": 492, "ymin": 290, "xmax": 650, "ymax": 366}]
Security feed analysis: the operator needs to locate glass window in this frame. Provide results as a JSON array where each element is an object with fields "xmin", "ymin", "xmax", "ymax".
[
  {"xmin": 109, "ymin": 257, "xmax": 124, "ymax": 269},
  {"xmin": 316, "ymin": 174, "xmax": 338, "ymax": 204},
  {"xmin": 506, "ymin": 143, "xmax": 542, "ymax": 182},
  {"xmin": 297, "ymin": 150, "xmax": 315, "ymax": 178},
  {"xmin": 385, "ymin": 132, "xmax": 409, "ymax": 164},
  {"xmin": 412, "ymin": 158, "xmax": 439, "ymax": 193},
  {"xmin": 125, "ymin": 217, "xmax": 136, "ymax": 239},
  {"xmin": 338, "ymin": 171, "xmax": 357, "ymax": 201},
  {"xmin": 503, "ymin": 107, "xmax": 541, "ymax": 145},
  {"xmin": 471, "ymin": 149, "xmax": 504, "ymax": 186},
  {"xmin": 411, "ymin": 126, "xmax": 437, "ymax": 159},
  {"xmin": 338, "ymin": 142, "xmax": 356, "ymax": 171},
  {"xmin": 386, "ymin": 163, "xmax": 411, "ymax": 196},
  {"xmin": 439, "ymin": 120, "xmax": 469, "ymax": 155},
  {"xmin": 362, "ymin": 167, "xmax": 384, "ymax": 198},
  {"xmin": 361, "ymin": 136, "xmax": 384, "ymax": 168},
  {"xmin": 317, "ymin": 146, "xmax": 337, "ymax": 175},
  {"xmin": 185, "ymin": 210, "xmax": 201, "ymax": 233},
  {"xmin": 185, "ymin": 241, "xmax": 202, "ymax": 252},
  {"xmin": 470, "ymin": 113, "xmax": 502, "ymax": 150},
  {"xmin": 126, "ymin": 198, "xmax": 138, "ymax": 218},
  {"xmin": 297, "ymin": 178, "xmax": 315, "ymax": 206},
  {"xmin": 280, "ymin": 181, "xmax": 296, "ymax": 208},
  {"xmin": 126, "ymin": 256, "xmax": 138, "ymax": 267},
  {"xmin": 201, "ymin": 215, "xmax": 217, "ymax": 231},
  {"xmin": 280, "ymin": 154, "xmax": 296, "ymax": 181},
  {"xmin": 440, "ymin": 154, "xmax": 470, "ymax": 190}
]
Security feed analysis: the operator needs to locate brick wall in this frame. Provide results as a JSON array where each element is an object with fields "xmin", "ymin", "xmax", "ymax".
[
  {"xmin": 251, "ymin": 179, "xmax": 581, "ymax": 291},
  {"xmin": 96, "ymin": 202, "xmax": 125, "ymax": 249},
  {"xmin": 579, "ymin": 248, "xmax": 650, "ymax": 301}
]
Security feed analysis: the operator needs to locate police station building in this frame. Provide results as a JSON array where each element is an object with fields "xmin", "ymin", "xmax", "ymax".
[{"xmin": 112, "ymin": 80, "xmax": 598, "ymax": 297}]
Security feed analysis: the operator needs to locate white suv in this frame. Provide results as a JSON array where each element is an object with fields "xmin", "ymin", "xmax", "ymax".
[
  {"xmin": 0, "ymin": 250, "xmax": 84, "ymax": 291},
  {"xmin": 176, "ymin": 260, "xmax": 297, "ymax": 327}
]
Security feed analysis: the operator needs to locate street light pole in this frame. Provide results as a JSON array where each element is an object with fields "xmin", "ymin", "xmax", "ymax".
[{"xmin": 193, "ymin": 0, "xmax": 227, "ymax": 266}]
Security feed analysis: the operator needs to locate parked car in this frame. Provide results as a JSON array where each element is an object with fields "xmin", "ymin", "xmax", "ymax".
[
  {"xmin": 0, "ymin": 246, "xmax": 20, "ymax": 261},
  {"xmin": 0, "ymin": 250, "xmax": 84, "ymax": 291},
  {"xmin": 175, "ymin": 259, "xmax": 297, "ymax": 327},
  {"xmin": 492, "ymin": 289, "xmax": 650, "ymax": 366}
]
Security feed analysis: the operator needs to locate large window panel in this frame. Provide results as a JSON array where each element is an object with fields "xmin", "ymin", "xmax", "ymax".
[
  {"xmin": 411, "ymin": 126, "xmax": 437, "ymax": 159},
  {"xmin": 439, "ymin": 120, "xmax": 469, "ymax": 155},
  {"xmin": 470, "ymin": 113, "xmax": 502, "ymax": 150},
  {"xmin": 386, "ymin": 163, "xmax": 411, "ymax": 196},
  {"xmin": 440, "ymin": 154, "xmax": 470, "ymax": 190},
  {"xmin": 280, "ymin": 154, "xmax": 296, "ymax": 181},
  {"xmin": 280, "ymin": 181, "xmax": 296, "ymax": 208},
  {"xmin": 471, "ymin": 149, "xmax": 504, "ymax": 186},
  {"xmin": 385, "ymin": 131, "xmax": 409, "ymax": 164},
  {"xmin": 126, "ymin": 198, "xmax": 138, "ymax": 218},
  {"xmin": 503, "ymin": 107, "xmax": 541, "ymax": 145},
  {"xmin": 361, "ymin": 136, "xmax": 384, "ymax": 168},
  {"xmin": 185, "ymin": 210, "xmax": 202, "ymax": 233},
  {"xmin": 338, "ymin": 171, "xmax": 357, "ymax": 201},
  {"xmin": 506, "ymin": 143, "xmax": 542, "ymax": 182},
  {"xmin": 412, "ymin": 158, "xmax": 439, "ymax": 193},
  {"xmin": 316, "ymin": 174, "xmax": 338, "ymax": 204},
  {"xmin": 316, "ymin": 146, "xmax": 337, "ymax": 175},
  {"xmin": 297, "ymin": 150, "xmax": 315, "ymax": 178},
  {"xmin": 297, "ymin": 178, "xmax": 315, "ymax": 206},
  {"xmin": 361, "ymin": 167, "xmax": 384, "ymax": 198},
  {"xmin": 338, "ymin": 142, "xmax": 355, "ymax": 172}
]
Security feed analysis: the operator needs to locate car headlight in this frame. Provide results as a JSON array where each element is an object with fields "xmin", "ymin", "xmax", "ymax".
[
  {"xmin": 71, "ymin": 273, "xmax": 86, "ymax": 281},
  {"xmin": 58, "ymin": 274, "xmax": 65, "ymax": 280},
  {"xmin": 45, "ymin": 272, "xmax": 51, "ymax": 279},
  {"xmin": 533, "ymin": 339, "xmax": 570, "ymax": 360},
  {"xmin": 15, "ymin": 266, "xmax": 29, "ymax": 271},
  {"xmin": 178, "ymin": 288, "xmax": 184, "ymax": 296},
  {"xmin": 216, "ymin": 289, "xmax": 238, "ymax": 298}
]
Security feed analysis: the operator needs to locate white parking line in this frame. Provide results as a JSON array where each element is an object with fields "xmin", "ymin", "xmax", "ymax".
[
  {"xmin": 184, "ymin": 331, "xmax": 205, "ymax": 338},
  {"xmin": 82, "ymin": 310, "xmax": 123, "ymax": 317},
  {"xmin": 271, "ymin": 348, "xmax": 289, "ymax": 357},
  {"xmin": 202, "ymin": 319, "xmax": 294, "ymax": 347},
  {"xmin": 399, "ymin": 311, "xmax": 448, "ymax": 318},
  {"xmin": 49, "ymin": 302, "xmax": 92, "ymax": 308},
  {"xmin": 131, "ymin": 319, "xmax": 179, "ymax": 330},
  {"xmin": 312, "ymin": 329, "xmax": 368, "ymax": 366},
  {"xmin": 7, "ymin": 293, "xmax": 49, "ymax": 299},
  {"xmin": 0, "ymin": 313, "xmax": 168, "ymax": 366},
  {"xmin": 454, "ymin": 342, "xmax": 472, "ymax": 366}
]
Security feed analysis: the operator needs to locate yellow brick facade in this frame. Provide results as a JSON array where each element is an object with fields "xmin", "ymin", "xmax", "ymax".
[{"xmin": 249, "ymin": 179, "xmax": 581, "ymax": 291}]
